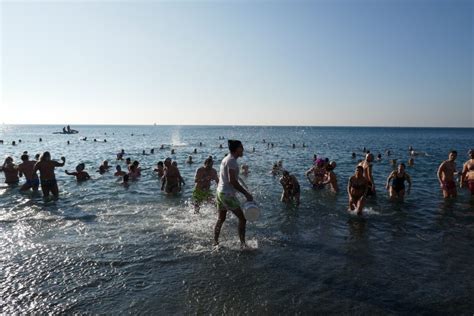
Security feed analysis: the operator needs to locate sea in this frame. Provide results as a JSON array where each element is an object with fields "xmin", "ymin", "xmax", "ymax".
[{"xmin": 0, "ymin": 125, "xmax": 473, "ymax": 314}]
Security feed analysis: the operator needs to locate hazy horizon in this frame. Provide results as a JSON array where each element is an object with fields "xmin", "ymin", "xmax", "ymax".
[{"xmin": 1, "ymin": 0, "xmax": 473, "ymax": 127}]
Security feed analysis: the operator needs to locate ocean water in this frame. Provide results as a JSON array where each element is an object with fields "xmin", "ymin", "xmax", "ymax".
[{"xmin": 0, "ymin": 125, "xmax": 473, "ymax": 314}]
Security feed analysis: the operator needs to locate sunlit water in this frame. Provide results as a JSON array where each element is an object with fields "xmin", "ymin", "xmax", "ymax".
[{"xmin": 0, "ymin": 125, "xmax": 473, "ymax": 313}]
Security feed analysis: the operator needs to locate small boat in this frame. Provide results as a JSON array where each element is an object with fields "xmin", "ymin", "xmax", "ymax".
[{"xmin": 53, "ymin": 130, "xmax": 79, "ymax": 134}]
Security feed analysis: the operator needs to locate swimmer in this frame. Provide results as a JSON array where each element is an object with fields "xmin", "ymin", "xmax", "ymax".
[
  {"xmin": 252, "ymin": 147, "xmax": 255, "ymax": 153},
  {"xmin": 199, "ymin": 142, "xmax": 203, "ymax": 147},
  {"xmin": 241, "ymin": 164, "xmax": 250, "ymax": 176},
  {"xmin": 348, "ymin": 166, "xmax": 368, "ymax": 215},
  {"xmin": 323, "ymin": 161, "xmax": 338, "ymax": 193},
  {"xmin": 171, "ymin": 149, "xmax": 175, "ymax": 155},
  {"xmin": 305, "ymin": 158, "xmax": 326, "ymax": 189},
  {"xmin": 114, "ymin": 165, "xmax": 126, "ymax": 177},
  {"xmin": 358, "ymin": 153, "xmax": 376, "ymax": 196},
  {"xmin": 186, "ymin": 156, "xmax": 194, "ymax": 164},
  {"xmin": 154, "ymin": 161, "xmax": 164, "ymax": 178},
  {"xmin": 193, "ymin": 148, "xmax": 197, "ymax": 154},
  {"xmin": 125, "ymin": 157, "xmax": 131, "ymax": 167},
  {"xmin": 33, "ymin": 152, "xmax": 65, "ymax": 198},
  {"xmin": 460, "ymin": 149, "xmax": 474, "ymax": 195},
  {"xmin": 0, "ymin": 157, "xmax": 19, "ymax": 185},
  {"xmin": 150, "ymin": 148, "xmax": 155, "ymax": 154},
  {"xmin": 219, "ymin": 144, "xmax": 223, "ymax": 149},
  {"xmin": 160, "ymin": 144, "xmax": 164, "ymax": 150},
  {"xmin": 408, "ymin": 158, "xmax": 414, "ymax": 166},
  {"xmin": 161, "ymin": 158, "xmax": 184, "ymax": 194},
  {"xmin": 292, "ymin": 144, "xmax": 296, "ymax": 149},
  {"xmin": 121, "ymin": 174, "xmax": 130, "ymax": 187},
  {"xmin": 39, "ymin": 138, "xmax": 42, "ymax": 142},
  {"xmin": 437, "ymin": 150, "xmax": 458, "ymax": 198},
  {"xmin": 131, "ymin": 161, "xmax": 141, "ymax": 177},
  {"xmin": 376, "ymin": 153, "xmax": 382, "ymax": 161},
  {"xmin": 386, "ymin": 150, "xmax": 391, "ymax": 156},
  {"xmin": 385, "ymin": 163, "xmax": 412, "ymax": 200},
  {"xmin": 390, "ymin": 159, "xmax": 398, "ymax": 167},
  {"xmin": 192, "ymin": 157, "xmax": 219, "ymax": 212},
  {"xmin": 67, "ymin": 141, "xmax": 70, "ymax": 145},
  {"xmin": 18, "ymin": 154, "xmax": 39, "ymax": 191},
  {"xmin": 214, "ymin": 139, "xmax": 253, "ymax": 248},
  {"xmin": 12, "ymin": 141, "xmax": 16, "ymax": 146},
  {"xmin": 271, "ymin": 163, "xmax": 280, "ymax": 176},
  {"xmin": 35, "ymin": 153, "xmax": 40, "ymax": 160},
  {"xmin": 302, "ymin": 143, "xmax": 306, "ymax": 148},
  {"xmin": 280, "ymin": 170, "xmax": 301, "ymax": 205},
  {"xmin": 128, "ymin": 164, "xmax": 140, "ymax": 180},
  {"xmin": 65, "ymin": 163, "xmax": 91, "ymax": 181},
  {"xmin": 351, "ymin": 152, "xmax": 356, "ymax": 159}
]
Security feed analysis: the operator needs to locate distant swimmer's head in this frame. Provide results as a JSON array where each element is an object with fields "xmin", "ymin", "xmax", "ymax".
[
  {"xmin": 21, "ymin": 154, "xmax": 29, "ymax": 162},
  {"xmin": 103, "ymin": 160, "xmax": 109, "ymax": 167},
  {"xmin": 40, "ymin": 151, "xmax": 51, "ymax": 162},
  {"xmin": 116, "ymin": 165, "xmax": 122, "ymax": 171},
  {"xmin": 366, "ymin": 153, "xmax": 374, "ymax": 162},
  {"xmin": 172, "ymin": 161, "xmax": 178, "ymax": 167},
  {"xmin": 76, "ymin": 163, "xmax": 85, "ymax": 172},
  {"xmin": 228, "ymin": 140, "xmax": 243, "ymax": 156}
]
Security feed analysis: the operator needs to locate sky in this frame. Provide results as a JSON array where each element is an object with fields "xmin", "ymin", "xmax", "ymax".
[{"xmin": 0, "ymin": 0, "xmax": 472, "ymax": 127}]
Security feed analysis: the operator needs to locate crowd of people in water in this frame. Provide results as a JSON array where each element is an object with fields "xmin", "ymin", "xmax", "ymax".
[{"xmin": 1, "ymin": 136, "xmax": 473, "ymax": 248}]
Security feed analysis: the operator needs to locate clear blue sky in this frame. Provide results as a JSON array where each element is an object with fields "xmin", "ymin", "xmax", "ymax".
[{"xmin": 1, "ymin": 0, "xmax": 472, "ymax": 127}]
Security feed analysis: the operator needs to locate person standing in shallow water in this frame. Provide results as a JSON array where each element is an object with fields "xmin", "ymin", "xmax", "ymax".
[
  {"xmin": 437, "ymin": 150, "xmax": 458, "ymax": 198},
  {"xmin": 358, "ymin": 153, "xmax": 376, "ymax": 196},
  {"xmin": 192, "ymin": 157, "xmax": 219, "ymax": 213},
  {"xmin": 34, "ymin": 152, "xmax": 65, "ymax": 199},
  {"xmin": 460, "ymin": 149, "xmax": 474, "ymax": 195},
  {"xmin": 18, "ymin": 153, "xmax": 39, "ymax": 191},
  {"xmin": 385, "ymin": 163, "xmax": 412, "ymax": 200},
  {"xmin": 214, "ymin": 140, "xmax": 253, "ymax": 248},
  {"xmin": 348, "ymin": 166, "xmax": 368, "ymax": 214}
]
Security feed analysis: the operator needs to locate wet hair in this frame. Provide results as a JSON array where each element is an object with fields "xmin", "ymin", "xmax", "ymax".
[
  {"xmin": 157, "ymin": 161, "xmax": 164, "ymax": 167},
  {"xmin": 76, "ymin": 163, "xmax": 85, "ymax": 172},
  {"xmin": 116, "ymin": 165, "xmax": 122, "ymax": 171},
  {"xmin": 228, "ymin": 140, "xmax": 243, "ymax": 152},
  {"xmin": 204, "ymin": 157, "xmax": 213, "ymax": 165},
  {"xmin": 40, "ymin": 151, "xmax": 51, "ymax": 162},
  {"xmin": 450, "ymin": 150, "xmax": 457, "ymax": 155},
  {"xmin": 133, "ymin": 160, "xmax": 139, "ymax": 166},
  {"xmin": 21, "ymin": 154, "xmax": 29, "ymax": 161},
  {"xmin": 399, "ymin": 163, "xmax": 406, "ymax": 168}
]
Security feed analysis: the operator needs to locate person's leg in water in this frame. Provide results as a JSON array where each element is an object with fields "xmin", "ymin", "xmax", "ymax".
[
  {"xmin": 231, "ymin": 208, "xmax": 246, "ymax": 247},
  {"xmin": 51, "ymin": 180, "xmax": 59, "ymax": 199},
  {"xmin": 214, "ymin": 210, "xmax": 227, "ymax": 246},
  {"xmin": 356, "ymin": 196, "xmax": 366, "ymax": 215},
  {"xmin": 41, "ymin": 181, "xmax": 51, "ymax": 198}
]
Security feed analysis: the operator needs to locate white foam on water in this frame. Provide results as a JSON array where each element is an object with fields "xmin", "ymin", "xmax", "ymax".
[{"xmin": 347, "ymin": 207, "xmax": 380, "ymax": 216}]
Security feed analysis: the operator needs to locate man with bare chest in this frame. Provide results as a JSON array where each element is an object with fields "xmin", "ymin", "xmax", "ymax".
[{"xmin": 437, "ymin": 150, "xmax": 458, "ymax": 198}]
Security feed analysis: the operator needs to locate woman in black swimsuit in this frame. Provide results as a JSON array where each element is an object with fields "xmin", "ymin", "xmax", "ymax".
[{"xmin": 385, "ymin": 163, "xmax": 412, "ymax": 200}]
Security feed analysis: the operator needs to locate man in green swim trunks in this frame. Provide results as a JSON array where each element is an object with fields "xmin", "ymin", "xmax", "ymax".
[
  {"xmin": 192, "ymin": 157, "xmax": 219, "ymax": 213},
  {"xmin": 214, "ymin": 140, "xmax": 253, "ymax": 248}
]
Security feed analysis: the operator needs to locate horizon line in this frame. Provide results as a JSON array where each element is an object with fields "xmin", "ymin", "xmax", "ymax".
[{"xmin": 1, "ymin": 123, "xmax": 473, "ymax": 129}]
